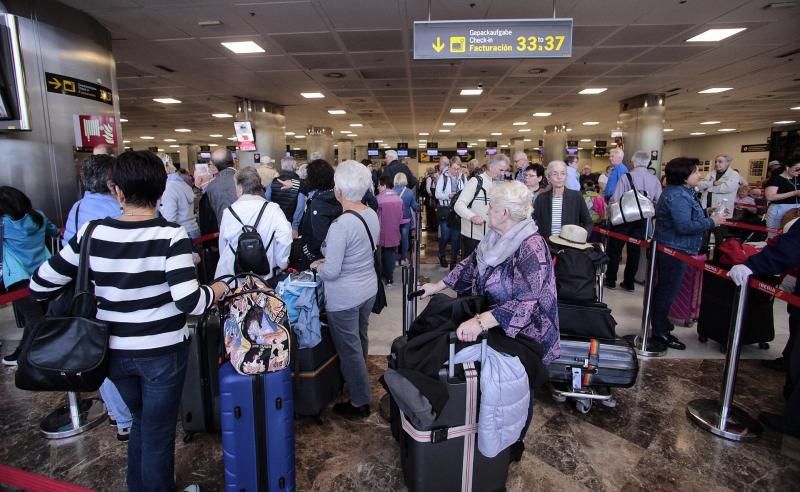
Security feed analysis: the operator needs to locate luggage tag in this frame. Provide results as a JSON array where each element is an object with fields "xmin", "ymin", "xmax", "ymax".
[{"xmin": 571, "ymin": 367, "xmax": 582, "ymax": 391}]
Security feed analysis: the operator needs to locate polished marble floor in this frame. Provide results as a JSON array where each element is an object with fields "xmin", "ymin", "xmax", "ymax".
[{"xmin": 0, "ymin": 228, "xmax": 797, "ymax": 491}]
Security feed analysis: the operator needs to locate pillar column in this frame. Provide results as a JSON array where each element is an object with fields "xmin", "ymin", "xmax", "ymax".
[
  {"xmin": 355, "ymin": 145, "xmax": 368, "ymax": 162},
  {"xmin": 235, "ymin": 99, "xmax": 286, "ymax": 168},
  {"xmin": 178, "ymin": 145, "xmax": 200, "ymax": 172},
  {"xmin": 510, "ymin": 137, "xmax": 526, "ymax": 159},
  {"xmin": 337, "ymin": 139, "xmax": 354, "ymax": 162},
  {"xmin": 618, "ymin": 94, "xmax": 665, "ymax": 176},
  {"xmin": 543, "ymin": 124, "xmax": 568, "ymax": 164},
  {"xmin": 306, "ymin": 126, "xmax": 334, "ymax": 162}
]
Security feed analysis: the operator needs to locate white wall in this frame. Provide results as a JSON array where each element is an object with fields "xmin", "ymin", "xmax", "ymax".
[{"xmin": 663, "ymin": 128, "xmax": 771, "ymax": 184}]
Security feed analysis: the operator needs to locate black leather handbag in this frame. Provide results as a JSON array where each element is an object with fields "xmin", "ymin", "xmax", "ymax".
[{"xmin": 15, "ymin": 221, "xmax": 110, "ymax": 392}]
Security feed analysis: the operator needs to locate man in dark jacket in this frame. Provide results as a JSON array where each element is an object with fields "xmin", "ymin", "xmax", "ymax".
[
  {"xmin": 729, "ymin": 219, "xmax": 800, "ymax": 438},
  {"xmin": 205, "ymin": 149, "xmax": 237, "ymax": 225},
  {"xmin": 266, "ymin": 157, "xmax": 304, "ymax": 235},
  {"xmin": 382, "ymin": 150, "xmax": 418, "ymax": 190}
]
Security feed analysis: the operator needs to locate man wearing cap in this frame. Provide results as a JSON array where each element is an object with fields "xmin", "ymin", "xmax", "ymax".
[{"xmin": 729, "ymin": 218, "xmax": 800, "ymax": 438}]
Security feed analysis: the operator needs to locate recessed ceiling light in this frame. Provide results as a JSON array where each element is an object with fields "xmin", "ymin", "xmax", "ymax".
[
  {"xmin": 374, "ymin": 140, "xmax": 383, "ymax": 143},
  {"xmin": 324, "ymin": 72, "xmax": 345, "ymax": 78},
  {"xmin": 512, "ymin": 121, "xmax": 528, "ymax": 126},
  {"xmin": 442, "ymin": 122, "xmax": 456, "ymax": 126},
  {"xmin": 285, "ymin": 132, "xmax": 295, "ymax": 136},
  {"xmin": 227, "ymin": 137, "xmax": 237, "ymax": 141},
  {"xmin": 292, "ymin": 147, "xmax": 300, "ymax": 150},
  {"xmin": 349, "ymin": 123, "xmax": 363, "ymax": 127},
  {"xmin": 718, "ymin": 128, "xmax": 737, "ymax": 132},
  {"xmin": 296, "ymin": 135, "xmax": 307, "ymax": 138},
  {"xmin": 792, "ymin": 106, "xmax": 800, "ymax": 110},
  {"xmin": 566, "ymin": 128, "xmax": 573, "ymax": 132},
  {"xmin": 578, "ymin": 88, "xmax": 607, "ymax": 95},
  {"xmin": 197, "ymin": 20, "xmax": 222, "ymax": 27},
  {"xmin": 763, "ymin": 2, "xmax": 797, "ymax": 9},
  {"xmin": 698, "ymin": 87, "xmax": 733, "ymax": 94},
  {"xmin": 582, "ymin": 121, "xmax": 600, "ymax": 126},
  {"xmin": 686, "ymin": 28, "xmax": 747, "ymax": 43},
  {"xmin": 491, "ymin": 132, "xmax": 502, "ymax": 136},
  {"xmin": 774, "ymin": 120, "xmax": 796, "ymax": 124},
  {"xmin": 123, "ymin": 140, "xmax": 130, "ymax": 143},
  {"xmin": 663, "ymin": 129, "xmax": 674, "ymax": 132},
  {"xmin": 153, "ymin": 98, "xmax": 181, "ymax": 104},
  {"xmin": 577, "ymin": 147, "xmax": 583, "ymax": 150},
  {"xmin": 418, "ymin": 132, "xmax": 429, "ymax": 136},
  {"xmin": 523, "ymin": 138, "xmax": 531, "ymax": 142},
  {"xmin": 209, "ymin": 134, "xmax": 223, "ymax": 138},
  {"xmin": 439, "ymin": 129, "xmax": 451, "ymax": 133},
  {"xmin": 140, "ymin": 136, "xmax": 155, "ymax": 139},
  {"xmin": 169, "ymin": 144, "xmax": 180, "ymax": 148},
  {"xmin": 478, "ymin": 138, "xmax": 487, "ymax": 142},
  {"xmin": 328, "ymin": 109, "xmax": 347, "ymax": 115},
  {"xmin": 119, "ymin": 118, "xmax": 128, "ymax": 123},
  {"xmin": 690, "ymin": 132, "xmax": 706, "ymax": 135},
  {"xmin": 209, "ymin": 143, "xmax": 218, "ymax": 147},
  {"xmin": 301, "ymin": 92, "xmax": 325, "ymax": 99},
  {"xmin": 532, "ymin": 112, "xmax": 552, "ymax": 117},
  {"xmin": 212, "ymin": 113, "xmax": 233, "ymax": 118},
  {"xmin": 460, "ymin": 88, "xmax": 483, "ymax": 96},
  {"xmin": 700, "ymin": 120, "xmax": 721, "ymax": 125},
  {"xmin": 339, "ymin": 131, "xmax": 351, "ymax": 134},
  {"xmin": 518, "ymin": 129, "xmax": 531, "ymax": 132},
  {"xmin": 175, "ymin": 128, "xmax": 191, "ymax": 132},
  {"xmin": 346, "ymin": 134, "xmax": 357, "ymax": 137},
  {"xmin": 450, "ymin": 108, "xmax": 468, "ymax": 113},
  {"xmin": 164, "ymin": 138, "xmax": 177, "ymax": 142},
  {"xmin": 221, "ymin": 41, "xmax": 265, "ymax": 54},
  {"xmin": 500, "ymin": 144, "xmax": 509, "ymax": 148},
  {"xmin": 157, "ymin": 148, "xmax": 164, "ymax": 152},
  {"xmin": 580, "ymin": 138, "xmax": 592, "ymax": 142}
]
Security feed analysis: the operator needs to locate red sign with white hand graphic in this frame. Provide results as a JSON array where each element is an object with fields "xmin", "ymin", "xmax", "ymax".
[{"xmin": 73, "ymin": 114, "xmax": 118, "ymax": 148}]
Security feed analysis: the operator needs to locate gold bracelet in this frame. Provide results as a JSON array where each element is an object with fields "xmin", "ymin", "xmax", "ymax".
[{"xmin": 475, "ymin": 314, "xmax": 487, "ymax": 332}]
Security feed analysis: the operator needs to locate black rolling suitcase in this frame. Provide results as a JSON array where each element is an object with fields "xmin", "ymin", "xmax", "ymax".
[
  {"xmin": 398, "ymin": 335, "xmax": 510, "ymax": 492},
  {"xmin": 293, "ymin": 323, "xmax": 343, "ymax": 420},
  {"xmin": 180, "ymin": 310, "xmax": 222, "ymax": 440},
  {"xmin": 548, "ymin": 338, "xmax": 639, "ymax": 389},
  {"xmin": 697, "ymin": 271, "xmax": 775, "ymax": 350}
]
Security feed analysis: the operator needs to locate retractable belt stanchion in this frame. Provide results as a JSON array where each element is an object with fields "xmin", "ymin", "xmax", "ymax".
[
  {"xmin": 687, "ymin": 274, "xmax": 763, "ymax": 441},
  {"xmin": 413, "ymin": 208, "xmax": 425, "ymax": 316},
  {"xmin": 40, "ymin": 391, "xmax": 106, "ymax": 439},
  {"xmin": 634, "ymin": 218, "xmax": 663, "ymax": 357}
]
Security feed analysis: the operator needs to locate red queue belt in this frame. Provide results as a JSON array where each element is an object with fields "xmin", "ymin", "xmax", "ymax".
[
  {"xmin": 593, "ymin": 227, "xmax": 651, "ymax": 248},
  {"xmin": 192, "ymin": 232, "xmax": 219, "ymax": 245},
  {"xmin": 722, "ymin": 221, "xmax": 783, "ymax": 235}
]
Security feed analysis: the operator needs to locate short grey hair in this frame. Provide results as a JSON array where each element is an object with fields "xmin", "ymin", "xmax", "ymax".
[
  {"xmin": 490, "ymin": 181, "xmax": 533, "ymax": 222},
  {"xmin": 334, "ymin": 160, "xmax": 373, "ymax": 202},
  {"xmin": 236, "ymin": 166, "xmax": 264, "ymax": 196},
  {"xmin": 610, "ymin": 147, "xmax": 624, "ymax": 160},
  {"xmin": 488, "ymin": 154, "xmax": 511, "ymax": 169},
  {"xmin": 513, "ymin": 150, "xmax": 528, "ymax": 162},
  {"xmin": 716, "ymin": 153, "xmax": 733, "ymax": 164},
  {"xmin": 393, "ymin": 172, "xmax": 408, "ymax": 187},
  {"xmin": 546, "ymin": 160, "xmax": 567, "ymax": 177},
  {"xmin": 385, "ymin": 149, "xmax": 398, "ymax": 162},
  {"xmin": 450, "ymin": 156, "xmax": 462, "ymax": 168},
  {"xmin": 281, "ymin": 157, "xmax": 296, "ymax": 172},
  {"xmin": 81, "ymin": 154, "xmax": 114, "ymax": 194},
  {"xmin": 309, "ymin": 151, "xmax": 323, "ymax": 161},
  {"xmin": 632, "ymin": 150, "xmax": 650, "ymax": 168}
]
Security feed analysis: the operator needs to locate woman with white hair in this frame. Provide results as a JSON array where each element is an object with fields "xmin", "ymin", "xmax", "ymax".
[
  {"xmin": 532, "ymin": 160, "xmax": 593, "ymax": 237},
  {"xmin": 310, "ymin": 160, "xmax": 380, "ymax": 419},
  {"xmin": 159, "ymin": 154, "xmax": 200, "ymax": 239},
  {"xmin": 420, "ymin": 181, "xmax": 560, "ymax": 461}
]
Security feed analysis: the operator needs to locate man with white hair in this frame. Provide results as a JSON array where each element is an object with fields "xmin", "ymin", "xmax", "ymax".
[
  {"xmin": 256, "ymin": 156, "xmax": 279, "ymax": 188},
  {"xmin": 454, "ymin": 154, "xmax": 511, "ymax": 257},
  {"xmin": 606, "ymin": 150, "xmax": 663, "ymax": 290},
  {"xmin": 603, "ymin": 148, "xmax": 628, "ymax": 201},
  {"xmin": 696, "ymin": 153, "xmax": 740, "ymax": 219},
  {"xmin": 266, "ymin": 156, "xmax": 305, "ymax": 236},
  {"xmin": 382, "ymin": 149, "xmax": 418, "ymax": 191},
  {"xmin": 565, "ymin": 155, "xmax": 581, "ymax": 191},
  {"xmin": 513, "ymin": 151, "xmax": 530, "ymax": 182}
]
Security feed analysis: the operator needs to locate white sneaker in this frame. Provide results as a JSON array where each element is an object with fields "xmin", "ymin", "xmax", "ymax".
[{"xmin": 183, "ymin": 485, "xmax": 200, "ymax": 492}]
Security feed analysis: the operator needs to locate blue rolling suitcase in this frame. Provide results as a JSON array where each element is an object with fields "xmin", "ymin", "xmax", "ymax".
[{"xmin": 219, "ymin": 362, "xmax": 296, "ymax": 492}]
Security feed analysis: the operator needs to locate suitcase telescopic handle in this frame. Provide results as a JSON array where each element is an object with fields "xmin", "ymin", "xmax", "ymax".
[
  {"xmin": 407, "ymin": 289, "xmax": 425, "ymax": 300},
  {"xmin": 448, "ymin": 332, "xmax": 487, "ymax": 379}
]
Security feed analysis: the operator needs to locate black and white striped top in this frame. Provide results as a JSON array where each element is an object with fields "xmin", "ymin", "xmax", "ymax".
[
  {"xmin": 551, "ymin": 197, "xmax": 564, "ymax": 235},
  {"xmin": 30, "ymin": 217, "xmax": 214, "ymax": 356}
]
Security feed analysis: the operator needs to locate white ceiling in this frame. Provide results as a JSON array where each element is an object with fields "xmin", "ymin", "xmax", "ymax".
[{"xmin": 60, "ymin": 0, "xmax": 800, "ymax": 150}]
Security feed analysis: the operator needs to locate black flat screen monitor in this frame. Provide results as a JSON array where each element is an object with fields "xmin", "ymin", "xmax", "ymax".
[{"xmin": 427, "ymin": 149, "xmax": 438, "ymax": 157}]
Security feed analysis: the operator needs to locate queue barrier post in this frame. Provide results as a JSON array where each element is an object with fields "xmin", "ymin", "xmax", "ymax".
[
  {"xmin": 686, "ymin": 275, "xmax": 762, "ymax": 441},
  {"xmin": 634, "ymin": 236, "xmax": 664, "ymax": 358},
  {"xmin": 40, "ymin": 391, "xmax": 106, "ymax": 439}
]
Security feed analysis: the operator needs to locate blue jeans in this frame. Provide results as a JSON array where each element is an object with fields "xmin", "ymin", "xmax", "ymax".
[
  {"xmin": 110, "ymin": 342, "xmax": 189, "ymax": 492},
  {"xmin": 381, "ymin": 246, "xmax": 397, "ymax": 283},
  {"xmin": 399, "ymin": 222, "xmax": 411, "ymax": 259},
  {"xmin": 766, "ymin": 204, "xmax": 799, "ymax": 236},
  {"xmin": 438, "ymin": 220, "xmax": 461, "ymax": 264},
  {"xmin": 100, "ymin": 378, "xmax": 132, "ymax": 429},
  {"xmin": 651, "ymin": 251, "xmax": 689, "ymax": 339}
]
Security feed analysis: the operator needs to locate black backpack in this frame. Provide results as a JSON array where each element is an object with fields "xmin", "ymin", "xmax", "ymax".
[
  {"xmin": 551, "ymin": 244, "xmax": 608, "ymax": 303},
  {"xmin": 447, "ymin": 176, "xmax": 484, "ymax": 230},
  {"xmin": 227, "ymin": 202, "xmax": 274, "ymax": 275}
]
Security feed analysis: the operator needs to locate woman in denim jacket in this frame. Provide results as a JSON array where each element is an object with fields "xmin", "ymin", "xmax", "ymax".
[{"xmin": 650, "ymin": 158, "xmax": 725, "ymax": 353}]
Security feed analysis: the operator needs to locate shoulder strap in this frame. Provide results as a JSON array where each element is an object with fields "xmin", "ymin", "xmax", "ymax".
[
  {"xmin": 343, "ymin": 210, "xmax": 375, "ymax": 252},
  {"xmin": 468, "ymin": 176, "xmax": 485, "ymax": 208},
  {"xmin": 76, "ymin": 220, "xmax": 101, "ymax": 294},
  {"xmin": 227, "ymin": 206, "xmax": 244, "ymax": 226},
  {"xmin": 74, "ymin": 202, "xmax": 81, "ymax": 234},
  {"xmin": 252, "ymin": 201, "xmax": 269, "ymax": 229}
]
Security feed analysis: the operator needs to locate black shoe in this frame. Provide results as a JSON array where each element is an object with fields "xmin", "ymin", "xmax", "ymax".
[
  {"xmin": 509, "ymin": 441, "xmax": 525, "ymax": 462},
  {"xmin": 108, "ymin": 416, "xmax": 117, "ymax": 427},
  {"xmin": 449, "ymin": 263, "xmax": 456, "ymax": 271},
  {"xmin": 116, "ymin": 427, "xmax": 130, "ymax": 442},
  {"xmin": 758, "ymin": 412, "xmax": 800, "ymax": 438},
  {"xmin": 439, "ymin": 256, "xmax": 448, "ymax": 268},
  {"xmin": 620, "ymin": 282, "xmax": 635, "ymax": 292},
  {"xmin": 646, "ymin": 337, "xmax": 668, "ymax": 353},
  {"xmin": 603, "ymin": 281, "xmax": 616, "ymax": 290},
  {"xmin": 2, "ymin": 348, "xmax": 20, "ymax": 367},
  {"xmin": 665, "ymin": 334, "xmax": 686, "ymax": 350},
  {"xmin": 333, "ymin": 401, "xmax": 370, "ymax": 420},
  {"xmin": 386, "ymin": 279, "xmax": 394, "ymax": 287},
  {"xmin": 761, "ymin": 357, "xmax": 787, "ymax": 372}
]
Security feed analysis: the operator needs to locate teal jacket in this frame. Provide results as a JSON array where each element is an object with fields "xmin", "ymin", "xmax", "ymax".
[{"xmin": 2, "ymin": 211, "xmax": 59, "ymax": 287}]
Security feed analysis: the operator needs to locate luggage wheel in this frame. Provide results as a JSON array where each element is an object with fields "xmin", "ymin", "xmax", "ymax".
[
  {"xmin": 575, "ymin": 399, "xmax": 592, "ymax": 414},
  {"xmin": 182, "ymin": 432, "xmax": 195, "ymax": 443},
  {"xmin": 759, "ymin": 342, "xmax": 770, "ymax": 350}
]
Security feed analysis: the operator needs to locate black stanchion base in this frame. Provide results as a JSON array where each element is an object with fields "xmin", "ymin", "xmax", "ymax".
[
  {"xmin": 40, "ymin": 397, "xmax": 106, "ymax": 439},
  {"xmin": 632, "ymin": 335, "xmax": 667, "ymax": 358},
  {"xmin": 686, "ymin": 398, "xmax": 762, "ymax": 442}
]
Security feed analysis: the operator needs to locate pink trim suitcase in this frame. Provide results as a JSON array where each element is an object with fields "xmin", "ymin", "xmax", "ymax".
[{"xmin": 668, "ymin": 254, "xmax": 706, "ymax": 326}]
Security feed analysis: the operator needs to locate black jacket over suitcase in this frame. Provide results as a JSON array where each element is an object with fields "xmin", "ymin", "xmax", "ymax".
[
  {"xmin": 697, "ymin": 270, "xmax": 775, "ymax": 348},
  {"xmin": 292, "ymin": 323, "xmax": 343, "ymax": 419},
  {"xmin": 181, "ymin": 311, "xmax": 222, "ymax": 438},
  {"xmin": 557, "ymin": 302, "xmax": 617, "ymax": 341}
]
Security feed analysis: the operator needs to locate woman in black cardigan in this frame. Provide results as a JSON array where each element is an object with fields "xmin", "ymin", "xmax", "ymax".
[{"xmin": 533, "ymin": 160, "xmax": 593, "ymax": 237}]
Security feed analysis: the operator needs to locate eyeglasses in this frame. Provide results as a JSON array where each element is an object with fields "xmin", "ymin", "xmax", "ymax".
[{"xmin": 524, "ymin": 173, "xmax": 539, "ymax": 178}]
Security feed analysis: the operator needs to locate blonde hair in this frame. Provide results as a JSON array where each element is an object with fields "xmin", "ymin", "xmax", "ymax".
[
  {"xmin": 546, "ymin": 160, "xmax": 567, "ymax": 177},
  {"xmin": 393, "ymin": 172, "xmax": 408, "ymax": 187},
  {"xmin": 490, "ymin": 181, "xmax": 533, "ymax": 222}
]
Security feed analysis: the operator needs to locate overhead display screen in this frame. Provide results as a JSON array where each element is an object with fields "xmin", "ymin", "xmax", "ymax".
[
  {"xmin": 397, "ymin": 142, "xmax": 409, "ymax": 158},
  {"xmin": 414, "ymin": 18, "xmax": 573, "ymax": 60},
  {"xmin": 368, "ymin": 142, "xmax": 379, "ymax": 156}
]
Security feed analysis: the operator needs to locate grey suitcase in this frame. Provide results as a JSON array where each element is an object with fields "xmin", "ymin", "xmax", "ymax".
[{"xmin": 548, "ymin": 338, "xmax": 638, "ymax": 389}]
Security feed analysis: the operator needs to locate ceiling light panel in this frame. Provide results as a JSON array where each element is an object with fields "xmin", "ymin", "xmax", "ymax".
[
  {"xmin": 698, "ymin": 87, "xmax": 733, "ymax": 94},
  {"xmin": 349, "ymin": 123, "xmax": 363, "ymax": 127},
  {"xmin": 512, "ymin": 121, "xmax": 528, "ymax": 126},
  {"xmin": 212, "ymin": 113, "xmax": 233, "ymax": 118},
  {"xmin": 153, "ymin": 98, "xmax": 181, "ymax": 104},
  {"xmin": 221, "ymin": 41, "xmax": 265, "ymax": 54},
  {"xmin": 774, "ymin": 120, "xmax": 796, "ymax": 124},
  {"xmin": 532, "ymin": 112, "xmax": 552, "ymax": 117},
  {"xmin": 578, "ymin": 88, "xmax": 607, "ymax": 95},
  {"xmin": 301, "ymin": 92, "xmax": 325, "ymax": 98},
  {"xmin": 690, "ymin": 132, "xmax": 706, "ymax": 135},
  {"xmin": 164, "ymin": 138, "xmax": 176, "ymax": 142},
  {"xmin": 460, "ymin": 88, "xmax": 483, "ymax": 96},
  {"xmin": 700, "ymin": 121, "xmax": 720, "ymax": 125},
  {"xmin": 686, "ymin": 28, "xmax": 747, "ymax": 43},
  {"xmin": 450, "ymin": 108, "xmax": 468, "ymax": 113},
  {"xmin": 174, "ymin": 128, "xmax": 191, "ymax": 132},
  {"xmin": 442, "ymin": 122, "xmax": 456, "ymax": 126},
  {"xmin": 209, "ymin": 134, "xmax": 223, "ymax": 137},
  {"xmin": 582, "ymin": 121, "xmax": 600, "ymax": 126},
  {"xmin": 328, "ymin": 109, "xmax": 347, "ymax": 115}
]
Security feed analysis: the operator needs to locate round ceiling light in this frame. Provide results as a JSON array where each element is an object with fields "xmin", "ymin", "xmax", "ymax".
[{"xmin": 324, "ymin": 72, "xmax": 345, "ymax": 78}]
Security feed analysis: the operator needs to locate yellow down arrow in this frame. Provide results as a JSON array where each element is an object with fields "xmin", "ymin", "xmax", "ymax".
[{"xmin": 432, "ymin": 36, "xmax": 444, "ymax": 53}]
